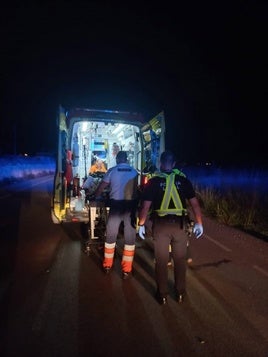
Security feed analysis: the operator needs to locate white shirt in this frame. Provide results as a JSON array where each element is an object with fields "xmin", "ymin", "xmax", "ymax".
[{"xmin": 102, "ymin": 163, "xmax": 138, "ymax": 200}]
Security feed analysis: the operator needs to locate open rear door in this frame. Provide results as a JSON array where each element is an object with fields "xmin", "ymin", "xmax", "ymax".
[
  {"xmin": 51, "ymin": 106, "xmax": 69, "ymax": 224},
  {"xmin": 140, "ymin": 111, "xmax": 165, "ymax": 186},
  {"xmin": 141, "ymin": 111, "xmax": 165, "ymax": 176}
]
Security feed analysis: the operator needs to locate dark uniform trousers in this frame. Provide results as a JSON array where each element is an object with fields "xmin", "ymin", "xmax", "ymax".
[
  {"xmin": 152, "ymin": 215, "xmax": 188, "ymax": 297},
  {"xmin": 105, "ymin": 199, "xmax": 137, "ymax": 245}
]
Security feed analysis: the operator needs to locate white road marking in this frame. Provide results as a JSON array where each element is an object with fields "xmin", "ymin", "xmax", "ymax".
[
  {"xmin": 204, "ymin": 235, "xmax": 268, "ymax": 278},
  {"xmin": 204, "ymin": 234, "xmax": 232, "ymax": 252},
  {"xmin": 253, "ymin": 265, "xmax": 268, "ymax": 278}
]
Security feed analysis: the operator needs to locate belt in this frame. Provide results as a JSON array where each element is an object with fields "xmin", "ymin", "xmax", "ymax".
[{"xmin": 154, "ymin": 215, "xmax": 183, "ymax": 224}]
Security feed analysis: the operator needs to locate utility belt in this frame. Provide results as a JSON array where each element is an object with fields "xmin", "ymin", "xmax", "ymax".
[
  {"xmin": 109, "ymin": 199, "xmax": 137, "ymax": 211},
  {"xmin": 153, "ymin": 214, "xmax": 185, "ymax": 228}
]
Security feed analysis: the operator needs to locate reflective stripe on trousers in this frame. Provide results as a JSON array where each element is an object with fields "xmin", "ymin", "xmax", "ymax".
[
  {"xmin": 103, "ymin": 242, "xmax": 116, "ymax": 268},
  {"xmin": 121, "ymin": 244, "xmax": 135, "ymax": 273}
]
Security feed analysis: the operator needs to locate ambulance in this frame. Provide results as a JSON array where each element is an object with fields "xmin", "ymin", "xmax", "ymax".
[{"xmin": 51, "ymin": 105, "xmax": 165, "ymax": 225}]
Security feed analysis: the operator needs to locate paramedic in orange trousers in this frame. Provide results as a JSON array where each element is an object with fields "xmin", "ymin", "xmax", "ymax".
[
  {"xmin": 138, "ymin": 150, "xmax": 204, "ymax": 304},
  {"xmin": 94, "ymin": 151, "xmax": 138, "ymax": 279}
]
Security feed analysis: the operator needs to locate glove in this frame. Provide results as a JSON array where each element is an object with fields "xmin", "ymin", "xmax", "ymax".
[
  {"xmin": 138, "ymin": 225, "xmax": 146, "ymax": 240},
  {"xmin": 193, "ymin": 223, "xmax": 203, "ymax": 239}
]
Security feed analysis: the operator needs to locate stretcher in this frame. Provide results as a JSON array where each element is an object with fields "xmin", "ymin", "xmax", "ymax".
[{"xmin": 83, "ymin": 199, "xmax": 110, "ymax": 255}]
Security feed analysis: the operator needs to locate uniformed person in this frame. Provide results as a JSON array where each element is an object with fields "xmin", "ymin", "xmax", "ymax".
[
  {"xmin": 138, "ymin": 150, "xmax": 204, "ymax": 304},
  {"xmin": 94, "ymin": 151, "xmax": 138, "ymax": 279}
]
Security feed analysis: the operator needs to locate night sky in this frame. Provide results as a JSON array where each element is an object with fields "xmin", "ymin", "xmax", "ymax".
[{"xmin": 0, "ymin": 1, "xmax": 267, "ymax": 167}]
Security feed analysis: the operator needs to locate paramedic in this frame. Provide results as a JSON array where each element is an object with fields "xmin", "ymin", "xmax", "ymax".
[
  {"xmin": 138, "ymin": 150, "xmax": 204, "ymax": 304},
  {"xmin": 94, "ymin": 151, "xmax": 138, "ymax": 279}
]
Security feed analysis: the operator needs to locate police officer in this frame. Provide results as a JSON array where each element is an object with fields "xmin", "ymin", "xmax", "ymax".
[
  {"xmin": 95, "ymin": 151, "xmax": 138, "ymax": 279},
  {"xmin": 138, "ymin": 150, "xmax": 203, "ymax": 304}
]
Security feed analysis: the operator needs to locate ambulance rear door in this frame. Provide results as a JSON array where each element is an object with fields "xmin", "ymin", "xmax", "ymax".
[
  {"xmin": 140, "ymin": 111, "xmax": 165, "ymax": 181},
  {"xmin": 51, "ymin": 105, "xmax": 69, "ymax": 224}
]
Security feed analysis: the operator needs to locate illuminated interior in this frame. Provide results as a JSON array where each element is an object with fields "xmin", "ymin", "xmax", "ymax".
[{"xmin": 71, "ymin": 121, "xmax": 142, "ymax": 185}]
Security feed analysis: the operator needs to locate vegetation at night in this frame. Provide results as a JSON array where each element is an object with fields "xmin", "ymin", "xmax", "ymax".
[
  {"xmin": 196, "ymin": 186, "xmax": 268, "ymax": 240},
  {"xmin": 184, "ymin": 165, "xmax": 268, "ymax": 240}
]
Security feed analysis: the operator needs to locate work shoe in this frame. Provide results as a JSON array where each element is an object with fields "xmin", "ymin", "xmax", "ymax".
[
  {"xmin": 122, "ymin": 271, "xmax": 132, "ymax": 280},
  {"xmin": 177, "ymin": 294, "xmax": 184, "ymax": 303},
  {"xmin": 103, "ymin": 267, "xmax": 111, "ymax": 274},
  {"xmin": 155, "ymin": 291, "xmax": 168, "ymax": 305},
  {"xmin": 175, "ymin": 292, "xmax": 186, "ymax": 304}
]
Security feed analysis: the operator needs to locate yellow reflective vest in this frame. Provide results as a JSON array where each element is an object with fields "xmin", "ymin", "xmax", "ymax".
[{"xmin": 154, "ymin": 169, "xmax": 187, "ymax": 216}]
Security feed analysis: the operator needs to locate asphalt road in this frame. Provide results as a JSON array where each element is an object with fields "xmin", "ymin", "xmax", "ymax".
[{"xmin": 0, "ymin": 176, "xmax": 267, "ymax": 356}]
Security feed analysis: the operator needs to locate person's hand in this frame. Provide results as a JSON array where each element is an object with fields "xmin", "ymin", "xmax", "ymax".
[
  {"xmin": 193, "ymin": 223, "xmax": 203, "ymax": 239},
  {"xmin": 138, "ymin": 225, "xmax": 146, "ymax": 239}
]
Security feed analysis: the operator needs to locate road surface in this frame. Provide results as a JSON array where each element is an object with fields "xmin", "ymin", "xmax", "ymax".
[{"xmin": 0, "ymin": 175, "xmax": 267, "ymax": 356}]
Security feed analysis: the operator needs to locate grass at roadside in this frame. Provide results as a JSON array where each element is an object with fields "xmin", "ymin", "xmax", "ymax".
[{"xmin": 196, "ymin": 186, "xmax": 268, "ymax": 241}]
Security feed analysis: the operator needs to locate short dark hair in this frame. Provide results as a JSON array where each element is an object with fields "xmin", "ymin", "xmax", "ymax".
[
  {"xmin": 160, "ymin": 150, "xmax": 176, "ymax": 165},
  {"xmin": 116, "ymin": 151, "xmax": 127, "ymax": 163}
]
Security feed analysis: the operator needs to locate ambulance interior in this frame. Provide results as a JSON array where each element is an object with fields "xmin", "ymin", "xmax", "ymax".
[{"xmin": 70, "ymin": 120, "xmax": 143, "ymax": 189}]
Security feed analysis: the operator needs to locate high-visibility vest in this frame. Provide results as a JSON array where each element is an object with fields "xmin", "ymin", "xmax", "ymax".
[{"xmin": 154, "ymin": 170, "xmax": 187, "ymax": 216}]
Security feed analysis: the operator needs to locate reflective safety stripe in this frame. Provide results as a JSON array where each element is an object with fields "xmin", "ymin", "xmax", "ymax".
[
  {"xmin": 124, "ymin": 244, "xmax": 135, "ymax": 251},
  {"xmin": 121, "ymin": 244, "xmax": 135, "ymax": 272},
  {"xmin": 105, "ymin": 242, "xmax": 116, "ymax": 250},
  {"xmin": 105, "ymin": 252, "xmax": 114, "ymax": 259},
  {"xmin": 155, "ymin": 172, "xmax": 186, "ymax": 216},
  {"xmin": 172, "ymin": 168, "xmax": 186, "ymax": 178},
  {"xmin": 103, "ymin": 242, "xmax": 116, "ymax": 268},
  {"xmin": 123, "ymin": 256, "xmax": 134, "ymax": 262}
]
